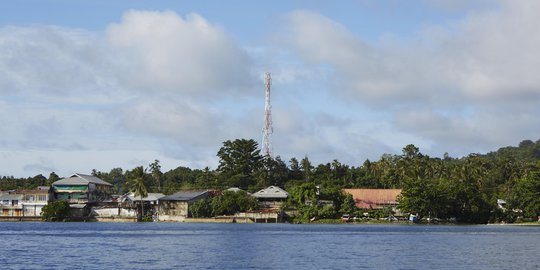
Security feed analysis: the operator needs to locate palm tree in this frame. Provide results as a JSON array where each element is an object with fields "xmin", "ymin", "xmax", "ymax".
[{"xmin": 129, "ymin": 166, "xmax": 148, "ymax": 221}]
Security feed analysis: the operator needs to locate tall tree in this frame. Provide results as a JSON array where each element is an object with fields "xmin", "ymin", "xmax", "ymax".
[
  {"xmin": 149, "ymin": 159, "xmax": 163, "ymax": 192},
  {"xmin": 289, "ymin": 157, "xmax": 302, "ymax": 180},
  {"xmin": 128, "ymin": 166, "xmax": 148, "ymax": 221},
  {"xmin": 300, "ymin": 156, "xmax": 313, "ymax": 181},
  {"xmin": 47, "ymin": 172, "xmax": 60, "ymax": 186},
  {"xmin": 217, "ymin": 139, "xmax": 262, "ymax": 188},
  {"xmin": 510, "ymin": 171, "xmax": 540, "ymax": 219}
]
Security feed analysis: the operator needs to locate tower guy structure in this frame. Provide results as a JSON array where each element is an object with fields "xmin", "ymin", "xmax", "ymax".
[{"xmin": 262, "ymin": 72, "xmax": 273, "ymax": 158}]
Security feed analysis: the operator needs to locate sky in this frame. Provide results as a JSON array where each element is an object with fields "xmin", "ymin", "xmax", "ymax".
[{"xmin": 1, "ymin": 0, "xmax": 540, "ymax": 177}]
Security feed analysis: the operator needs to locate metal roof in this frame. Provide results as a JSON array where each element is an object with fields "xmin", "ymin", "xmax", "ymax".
[
  {"xmin": 0, "ymin": 194, "xmax": 23, "ymax": 200},
  {"xmin": 342, "ymin": 188, "xmax": 402, "ymax": 209},
  {"xmin": 252, "ymin": 186, "xmax": 289, "ymax": 199},
  {"xmin": 225, "ymin": 187, "xmax": 244, "ymax": 192},
  {"xmin": 160, "ymin": 191, "xmax": 208, "ymax": 201},
  {"xmin": 127, "ymin": 192, "xmax": 166, "ymax": 202},
  {"xmin": 69, "ymin": 204, "xmax": 88, "ymax": 209},
  {"xmin": 224, "ymin": 187, "xmax": 251, "ymax": 195},
  {"xmin": 52, "ymin": 173, "xmax": 113, "ymax": 186},
  {"xmin": 14, "ymin": 188, "xmax": 49, "ymax": 195}
]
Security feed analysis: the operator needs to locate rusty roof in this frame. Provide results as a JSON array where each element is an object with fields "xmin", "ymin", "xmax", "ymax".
[
  {"xmin": 14, "ymin": 189, "xmax": 50, "ymax": 195},
  {"xmin": 342, "ymin": 188, "xmax": 402, "ymax": 209}
]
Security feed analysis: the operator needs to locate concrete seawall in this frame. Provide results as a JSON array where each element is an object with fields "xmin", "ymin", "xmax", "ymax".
[
  {"xmin": 184, "ymin": 217, "xmax": 253, "ymax": 223},
  {"xmin": 0, "ymin": 216, "xmax": 42, "ymax": 222},
  {"xmin": 92, "ymin": 216, "xmax": 137, "ymax": 222}
]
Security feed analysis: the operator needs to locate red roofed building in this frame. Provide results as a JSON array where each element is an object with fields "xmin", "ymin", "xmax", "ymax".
[{"xmin": 342, "ymin": 189, "xmax": 401, "ymax": 209}]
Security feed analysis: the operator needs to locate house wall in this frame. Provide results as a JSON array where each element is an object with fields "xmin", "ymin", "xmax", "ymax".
[
  {"xmin": 22, "ymin": 204, "xmax": 45, "ymax": 216},
  {"xmin": 158, "ymin": 215, "xmax": 187, "ymax": 222},
  {"xmin": 159, "ymin": 201, "xmax": 189, "ymax": 217},
  {"xmin": 69, "ymin": 206, "xmax": 89, "ymax": 218},
  {"xmin": 56, "ymin": 192, "xmax": 88, "ymax": 203},
  {"xmin": 91, "ymin": 207, "xmax": 136, "ymax": 217},
  {"xmin": 1, "ymin": 208, "xmax": 23, "ymax": 217},
  {"xmin": 20, "ymin": 192, "xmax": 50, "ymax": 217},
  {"xmin": 96, "ymin": 184, "xmax": 113, "ymax": 194},
  {"xmin": 257, "ymin": 199, "xmax": 286, "ymax": 209},
  {"xmin": 54, "ymin": 184, "xmax": 112, "ymax": 203},
  {"xmin": 0, "ymin": 196, "xmax": 24, "ymax": 216}
]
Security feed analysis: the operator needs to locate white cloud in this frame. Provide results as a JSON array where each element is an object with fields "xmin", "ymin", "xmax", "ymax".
[
  {"xmin": 284, "ymin": 3, "xmax": 540, "ymax": 156},
  {"xmin": 426, "ymin": 0, "xmax": 500, "ymax": 11},
  {"xmin": 118, "ymin": 98, "xmax": 219, "ymax": 145},
  {"xmin": 4, "ymin": 4, "xmax": 540, "ymax": 177},
  {"xmin": 0, "ymin": 26, "xmax": 117, "ymax": 100},
  {"xmin": 0, "ymin": 10, "xmax": 260, "ymax": 177},
  {"xmin": 106, "ymin": 10, "xmax": 253, "ymax": 96},
  {"xmin": 286, "ymin": 4, "xmax": 540, "ymax": 105}
]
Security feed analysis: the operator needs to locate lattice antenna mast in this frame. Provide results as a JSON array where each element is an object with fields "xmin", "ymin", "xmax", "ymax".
[{"xmin": 262, "ymin": 72, "xmax": 273, "ymax": 158}]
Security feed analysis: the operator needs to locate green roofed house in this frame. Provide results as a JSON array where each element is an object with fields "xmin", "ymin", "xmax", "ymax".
[{"xmin": 52, "ymin": 173, "xmax": 113, "ymax": 204}]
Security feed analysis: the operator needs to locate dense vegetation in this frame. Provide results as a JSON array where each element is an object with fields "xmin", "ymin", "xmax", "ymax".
[
  {"xmin": 3, "ymin": 138, "xmax": 540, "ymax": 223},
  {"xmin": 41, "ymin": 201, "xmax": 70, "ymax": 221},
  {"xmin": 190, "ymin": 190, "xmax": 259, "ymax": 218}
]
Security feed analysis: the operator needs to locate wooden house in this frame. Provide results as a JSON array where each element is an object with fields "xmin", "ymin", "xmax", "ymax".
[{"xmin": 157, "ymin": 191, "xmax": 209, "ymax": 222}]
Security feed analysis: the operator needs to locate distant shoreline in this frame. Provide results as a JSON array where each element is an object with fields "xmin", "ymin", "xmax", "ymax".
[{"xmin": 1, "ymin": 216, "xmax": 539, "ymax": 225}]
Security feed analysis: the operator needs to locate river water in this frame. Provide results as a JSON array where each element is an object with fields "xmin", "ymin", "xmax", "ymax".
[{"xmin": 0, "ymin": 222, "xmax": 539, "ymax": 269}]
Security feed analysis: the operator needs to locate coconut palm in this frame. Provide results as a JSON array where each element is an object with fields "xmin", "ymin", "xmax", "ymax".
[{"xmin": 129, "ymin": 166, "xmax": 148, "ymax": 221}]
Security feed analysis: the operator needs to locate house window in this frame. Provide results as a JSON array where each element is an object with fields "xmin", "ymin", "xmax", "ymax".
[
  {"xmin": 26, "ymin": 195, "xmax": 35, "ymax": 201},
  {"xmin": 38, "ymin": 195, "xmax": 47, "ymax": 201},
  {"xmin": 1, "ymin": 200, "xmax": 8, "ymax": 205},
  {"xmin": 12, "ymin": 200, "xmax": 18, "ymax": 206}
]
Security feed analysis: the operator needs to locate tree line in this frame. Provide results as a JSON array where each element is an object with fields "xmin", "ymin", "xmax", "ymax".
[{"xmin": 2, "ymin": 138, "xmax": 540, "ymax": 223}]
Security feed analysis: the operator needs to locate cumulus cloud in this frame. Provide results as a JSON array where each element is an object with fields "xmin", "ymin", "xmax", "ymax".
[
  {"xmin": 0, "ymin": 10, "xmax": 259, "ymax": 176},
  {"xmin": 0, "ymin": 26, "xmax": 116, "ymax": 100},
  {"xmin": 5, "ymin": 4, "xmax": 540, "ymax": 177},
  {"xmin": 106, "ymin": 10, "xmax": 253, "ymax": 96},
  {"xmin": 426, "ymin": 0, "xmax": 499, "ymax": 11},
  {"xmin": 118, "ymin": 98, "xmax": 220, "ymax": 145},
  {"xmin": 284, "ymin": 3, "xmax": 540, "ymax": 156},
  {"xmin": 286, "ymin": 3, "xmax": 540, "ymax": 105},
  {"xmin": 271, "ymin": 106, "xmax": 398, "ymax": 165}
]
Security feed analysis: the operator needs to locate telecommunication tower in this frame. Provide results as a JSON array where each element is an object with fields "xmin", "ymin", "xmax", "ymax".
[{"xmin": 262, "ymin": 72, "xmax": 273, "ymax": 158}]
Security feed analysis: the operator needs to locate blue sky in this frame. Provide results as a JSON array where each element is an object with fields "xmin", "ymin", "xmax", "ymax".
[{"xmin": 1, "ymin": 0, "xmax": 539, "ymax": 177}]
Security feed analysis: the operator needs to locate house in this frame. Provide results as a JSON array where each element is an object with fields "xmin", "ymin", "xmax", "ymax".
[
  {"xmin": 497, "ymin": 199, "xmax": 507, "ymax": 210},
  {"xmin": 124, "ymin": 192, "xmax": 166, "ymax": 205},
  {"xmin": 252, "ymin": 186, "xmax": 288, "ymax": 209},
  {"xmin": 0, "ymin": 193, "xmax": 24, "ymax": 216},
  {"xmin": 157, "ymin": 191, "xmax": 210, "ymax": 222},
  {"xmin": 17, "ymin": 187, "xmax": 52, "ymax": 217},
  {"xmin": 342, "ymin": 189, "xmax": 402, "ymax": 211},
  {"xmin": 87, "ymin": 193, "xmax": 166, "ymax": 221},
  {"xmin": 52, "ymin": 173, "xmax": 113, "ymax": 203},
  {"xmin": 125, "ymin": 192, "xmax": 166, "ymax": 218}
]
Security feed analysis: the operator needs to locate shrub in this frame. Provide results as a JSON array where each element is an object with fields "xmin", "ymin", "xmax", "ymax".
[{"xmin": 42, "ymin": 201, "xmax": 70, "ymax": 221}]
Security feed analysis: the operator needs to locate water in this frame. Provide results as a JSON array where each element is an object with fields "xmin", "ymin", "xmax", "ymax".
[{"xmin": 0, "ymin": 222, "xmax": 539, "ymax": 270}]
